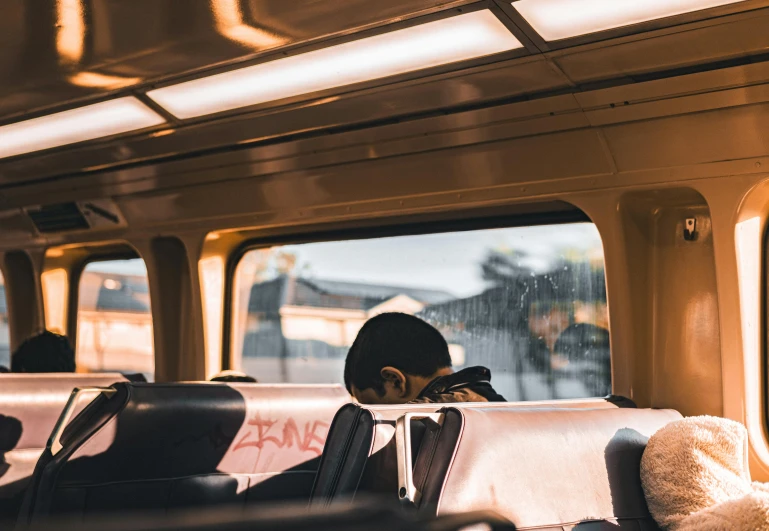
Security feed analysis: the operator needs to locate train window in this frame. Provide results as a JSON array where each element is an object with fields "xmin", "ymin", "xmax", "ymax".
[
  {"xmin": 76, "ymin": 259, "xmax": 154, "ymax": 380},
  {"xmin": 230, "ymin": 222, "xmax": 610, "ymax": 400},
  {"xmin": 0, "ymin": 272, "xmax": 8, "ymax": 369}
]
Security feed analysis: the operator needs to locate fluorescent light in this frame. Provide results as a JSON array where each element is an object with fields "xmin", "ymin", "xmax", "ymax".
[
  {"xmin": 147, "ymin": 10, "xmax": 522, "ymax": 119},
  {"xmin": 513, "ymin": 0, "xmax": 747, "ymax": 41},
  {"xmin": 0, "ymin": 97, "xmax": 165, "ymax": 159}
]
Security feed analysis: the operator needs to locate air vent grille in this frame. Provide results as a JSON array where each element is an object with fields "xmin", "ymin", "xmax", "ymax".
[{"xmin": 27, "ymin": 203, "xmax": 90, "ymax": 233}]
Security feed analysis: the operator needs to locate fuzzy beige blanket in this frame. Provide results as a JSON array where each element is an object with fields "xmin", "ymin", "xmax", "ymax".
[{"xmin": 640, "ymin": 416, "xmax": 769, "ymax": 530}]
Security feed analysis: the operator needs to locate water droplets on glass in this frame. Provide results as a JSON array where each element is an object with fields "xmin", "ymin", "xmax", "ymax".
[{"xmin": 231, "ymin": 223, "xmax": 610, "ymax": 399}]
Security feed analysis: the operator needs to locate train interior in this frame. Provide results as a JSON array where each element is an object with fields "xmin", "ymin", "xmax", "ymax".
[{"xmin": 2, "ymin": 0, "xmax": 769, "ymax": 529}]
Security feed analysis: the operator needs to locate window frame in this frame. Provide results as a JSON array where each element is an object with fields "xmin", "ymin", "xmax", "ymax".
[
  {"xmin": 70, "ymin": 250, "xmax": 142, "ymax": 346},
  {"xmin": 222, "ymin": 205, "xmax": 595, "ymax": 371},
  {"xmin": 71, "ymin": 251, "xmax": 153, "ymax": 376},
  {"xmin": 0, "ymin": 269, "xmax": 9, "ymax": 369},
  {"xmin": 763, "ymin": 221, "xmax": 769, "ymax": 439}
]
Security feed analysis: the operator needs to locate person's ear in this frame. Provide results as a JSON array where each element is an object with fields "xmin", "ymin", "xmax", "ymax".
[{"xmin": 380, "ymin": 366, "xmax": 408, "ymax": 398}]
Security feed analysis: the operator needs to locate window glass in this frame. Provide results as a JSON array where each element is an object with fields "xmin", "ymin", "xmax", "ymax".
[
  {"xmin": 77, "ymin": 259, "xmax": 154, "ymax": 380},
  {"xmin": 0, "ymin": 272, "xmax": 9, "ymax": 370},
  {"xmin": 231, "ymin": 223, "xmax": 609, "ymax": 400}
]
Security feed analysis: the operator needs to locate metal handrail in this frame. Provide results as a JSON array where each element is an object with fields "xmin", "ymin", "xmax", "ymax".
[
  {"xmin": 395, "ymin": 412, "xmax": 443, "ymax": 506},
  {"xmin": 48, "ymin": 386, "xmax": 116, "ymax": 455}
]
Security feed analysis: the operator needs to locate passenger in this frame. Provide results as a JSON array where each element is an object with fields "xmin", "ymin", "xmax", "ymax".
[
  {"xmin": 0, "ymin": 414, "xmax": 22, "ymax": 519},
  {"xmin": 552, "ymin": 323, "xmax": 611, "ymax": 397},
  {"xmin": 514, "ymin": 299, "xmax": 572, "ymax": 401},
  {"xmin": 526, "ymin": 300, "xmax": 572, "ymax": 372},
  {"xmin": 344, "ymin": 312, "xmax": 505, "ymax": 404},
  {"xmin": 0, "ymin": 414, "xmax": 22, "ymax": 478},
  {"xmin": 10, "ymin": 331, "xmax": 75, "ymax": 373},
  {"xmin": 210, "ymin": 370, "xmax": 257, "ymax": 383}
]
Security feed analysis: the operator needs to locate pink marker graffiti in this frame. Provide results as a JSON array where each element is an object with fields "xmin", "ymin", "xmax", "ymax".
[{"xmin": 233, "ymin": 413, "xmax": 329, "ymax": 456}]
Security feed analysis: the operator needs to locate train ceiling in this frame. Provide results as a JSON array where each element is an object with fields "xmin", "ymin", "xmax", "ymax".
[{"xmin": 0, "ymin": 0, "xmax": 768, "ymax": 185}]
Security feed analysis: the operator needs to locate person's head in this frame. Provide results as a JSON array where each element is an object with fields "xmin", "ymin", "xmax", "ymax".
[
  {"xmin": 0, "ymin": 414, "xmax": 22, "ymax": 461},
  {"xmin": 344, "ymin": 313, "xmax": 453, "ymax": 405},
  {"xmin": 10, "ymin": 331, "xmax": 75, "ymax": 373},
  {"xmin": 0, "ymin": 414, "xmax": 22, "ymax": 456},
  {"xmin": 210, "ymin": 370, "xmax": 258, "ymax": 383},
  {"xmin": 553, "ymin": 323, "xmax": 610, "ymax": 364},
  {"xmin": 527, "ymin": 301, "xmax": 572, "ymax": 351}
]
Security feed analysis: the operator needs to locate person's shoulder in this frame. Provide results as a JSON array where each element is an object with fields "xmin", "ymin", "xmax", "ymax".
[{"xmin": 413, "ymin": 382, "xmax": 506, "ymax": 404}]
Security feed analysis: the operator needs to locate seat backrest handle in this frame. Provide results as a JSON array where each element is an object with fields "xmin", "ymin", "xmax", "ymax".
[
  {"xmin": 396, "ymin": 412, "xmax": 443, "ymax": 507},
  {"xmin": 48, "ymin": 386, "xmax": 116, "ymax": 455}
]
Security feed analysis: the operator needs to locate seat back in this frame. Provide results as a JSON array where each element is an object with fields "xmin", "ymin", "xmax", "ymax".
[
  {"xmin": 0, "ymin": 374, "xmax": 126, "ymax": 523},
  {"xmin": 18, "ymin": 382, "xmax": 350, "ymax": 525},
  {"xmin": 411, "ymin": 406, "xmax": 682, "ymax": 530},
  {"xmin": 311, "ymin": 396, "xmax": 634, "ymax": 506},
  {"xmin": 27, "ymin": 502, "xmax": 516, "ymax": 531}
]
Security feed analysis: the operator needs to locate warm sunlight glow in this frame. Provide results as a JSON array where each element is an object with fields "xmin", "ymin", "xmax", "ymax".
[
  {"xmin": 56, "ymin": 0, "xmax": 85, "ymax": 64},
  {"xmin": 735, "ymin": 217, "xmax": 769, "ymax": 465},
  {"xmin": 150, "ymin": 128, "xmax": 176, "ymax": 138},
  {"xmin": 211, "ymin": 0, "xmax": 287, "ymax": 49},
  {"xmin": 42, "ymin": 268, "xmax": 69, "ymax": 335},
  {"xmin": 229, "ymin": 224, "xmax": 607, "ymax": 392},
  {"xmin": 200, "ymin": 256, "xmax": 225, "ymax": 379},
  {"xmin": 512, "ymin": 0, "xmax": 747, "ymax": 41},
  {"xmin": 77, "ymin": 260, "xmax": 154, "ymax": 378},
  {"xmin": 147, "ymin": 10, "xmax": 522, "ymax": 119},
  {"xmin": 0, "ymin": 97, "xmax": 165, "ymax": 159},
  {"xmin": 68, "ymin": 72, "xmax": 142, "ymax": 88},
  {"xmin": 230, "ymin": 254, "xmax": 261, "ymax": 372}
]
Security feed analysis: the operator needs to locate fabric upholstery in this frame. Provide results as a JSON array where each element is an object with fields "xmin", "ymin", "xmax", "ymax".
[{"xmin": 641, "ymin": 415, "xmax": 769, "ymax": 530}]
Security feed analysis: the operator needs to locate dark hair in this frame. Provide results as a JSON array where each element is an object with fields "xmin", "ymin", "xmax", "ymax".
[
  {"xmin": 10, "ymin": 331, "xmax": 76, "ymax": 373},
  {"xmin": 553, "ymin": 323, "xmax": 610, "ymax": 362},
  {"xmin": 0, "ymin": 414, "xmax": 22, "ymax": 453},
  {"xmin": 344, "ymin": 313, "xmax": 452, "ymax": 395},
  {"xmin": 210, "ymin": 370, "xmax": 258, "ymax": 383}
]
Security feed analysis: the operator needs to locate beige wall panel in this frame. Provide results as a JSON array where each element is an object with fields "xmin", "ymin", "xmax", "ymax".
[
  {"xmin": 650, "ymin": 203, "xmax": 722, "ymax": 416},
  {"xmin": 2, "ymin": 250, "xmax": 44, "ymax": 352},
  {"xmin": 118, "ymin": 129, "xmax": 613, "ymax": 227},
  {"xmin": 554, "ymin": 10, "xmax": 769, "ymax": 84},
  {"xmin": 603, "ymin": 104, "xmax": 769, "ymax": 172}
]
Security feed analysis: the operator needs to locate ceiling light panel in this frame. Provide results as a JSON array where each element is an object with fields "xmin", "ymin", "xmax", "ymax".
[
  {"xmin": 146, "ymin": 9, "xmax": 523, "ymax": 119},
  {"xmin": 513, "ymin": 0, "xmax": 747, "ymax": 41},
  {"xmin": 0, "ymin": 97, "xmax": 165, "ymax": 160}
]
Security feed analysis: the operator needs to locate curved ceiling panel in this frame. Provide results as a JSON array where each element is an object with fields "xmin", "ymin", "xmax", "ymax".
[{"xmin": 0, "ymin": 0, "xmax": 458, "ymax": 120}]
